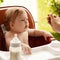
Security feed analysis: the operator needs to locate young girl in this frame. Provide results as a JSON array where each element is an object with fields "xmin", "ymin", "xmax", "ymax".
[{"xmin": 4, "ymin": 7, "xmax": 54, "ymax": 55}]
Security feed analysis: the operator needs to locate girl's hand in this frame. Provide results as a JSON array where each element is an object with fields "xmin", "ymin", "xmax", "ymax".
[
  {"xmin": 21, "ymin": 43, "xmax": 32, "ymax": 55},
  {"xmin": 42, "ymin": 31, "xmax": 55, "ymax": 42}
]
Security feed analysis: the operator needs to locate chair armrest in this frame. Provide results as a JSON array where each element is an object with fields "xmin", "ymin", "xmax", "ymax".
[{"xmin": 28, "ymin": 36, "xmax": 51, "ymax": 48}]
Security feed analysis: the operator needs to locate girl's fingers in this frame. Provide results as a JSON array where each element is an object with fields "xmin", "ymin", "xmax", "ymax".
[
  {"xmin": 22, "ymin": 46, "xmax": 32, "ymax": 55},
  {"xmin": 25, "ymin": 47, "xmax": 32, "ymax": 55},
  {"xmin": 47, "ymin": 37, "xmax": 55, "ymax": 42}
]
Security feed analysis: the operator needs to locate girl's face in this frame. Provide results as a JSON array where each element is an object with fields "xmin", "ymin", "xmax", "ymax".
[{"xmin": 10, "ymin": 12, "xmax": 29, "ymax": 33}]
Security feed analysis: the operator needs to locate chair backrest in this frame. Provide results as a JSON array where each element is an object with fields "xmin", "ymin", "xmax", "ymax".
[{"xmin": 0, "ymin": 6, "xmax": 35, "ymax": 51}]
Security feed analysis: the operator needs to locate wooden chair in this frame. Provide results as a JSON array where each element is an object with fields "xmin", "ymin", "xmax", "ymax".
[{"xmin": 0, "ymin": 6, "xmax": 51, "ymax": 51}]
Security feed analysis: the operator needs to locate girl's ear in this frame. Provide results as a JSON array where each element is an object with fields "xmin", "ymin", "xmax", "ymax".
[{"xmin": 9, "ymin": 21, "xmax": 14, "ymax": 29}]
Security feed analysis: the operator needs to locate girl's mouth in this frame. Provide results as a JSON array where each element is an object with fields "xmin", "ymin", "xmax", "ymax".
[{"xmin": 24, "ymin": 25, "xmax": 27, "ymax": 29}]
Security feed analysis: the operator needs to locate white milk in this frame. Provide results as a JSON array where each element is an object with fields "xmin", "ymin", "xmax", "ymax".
[{"xmin": 9, "ymin": 34, "xmax": 23, "ymax": 60}]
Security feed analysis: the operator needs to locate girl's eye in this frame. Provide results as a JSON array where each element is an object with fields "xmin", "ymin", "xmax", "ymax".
[{"xmin": 21, "ymin": 20, "xmax": 24, "ymax": 21}]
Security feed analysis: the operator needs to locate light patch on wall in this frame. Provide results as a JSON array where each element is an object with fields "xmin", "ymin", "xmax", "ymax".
[{"xmin": 1, "ymin": 0, "xmax": 38, "ymax": 23}]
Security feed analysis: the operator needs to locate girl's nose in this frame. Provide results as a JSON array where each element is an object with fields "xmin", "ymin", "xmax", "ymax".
[
  {"xmin": 25, "ymin": 20, "xmax": 29, "ymax": 27},
  {"xmin": 25, "ymin": 20, "xmax": 28, "ymax": 24}
]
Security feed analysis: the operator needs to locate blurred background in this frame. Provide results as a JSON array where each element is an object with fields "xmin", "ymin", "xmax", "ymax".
[
  {"xmin": 0, "ymin": 0, "xmax": 60, "ymax": 40},
  {"xmin": 37, "ymin": 0, "xmax": 60, "ymax": 41}
]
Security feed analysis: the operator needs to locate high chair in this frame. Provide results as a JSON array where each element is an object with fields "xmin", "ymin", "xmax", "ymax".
[{"xmin": 0, "ymin": 6, "xmax": 51, "ymax": 51}]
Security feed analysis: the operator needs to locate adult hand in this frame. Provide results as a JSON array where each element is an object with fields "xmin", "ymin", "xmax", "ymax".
[{"xmin": 47, "ymin": 14, "xmax": 60, "ymax": 33}]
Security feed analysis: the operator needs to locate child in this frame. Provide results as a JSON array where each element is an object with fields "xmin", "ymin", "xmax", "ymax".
[
  {"xmin": 4, "ymin": 7, "xmax": 54, "ymax": 55},
  {"xmin": 47, "ymin": 14, "xmax": 60, "ymax": 33}
]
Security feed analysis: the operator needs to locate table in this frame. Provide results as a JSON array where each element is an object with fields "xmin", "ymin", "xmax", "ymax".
[{"xmin": 0, "ymin": 40, "xmax": 60, "ymax": 60}]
